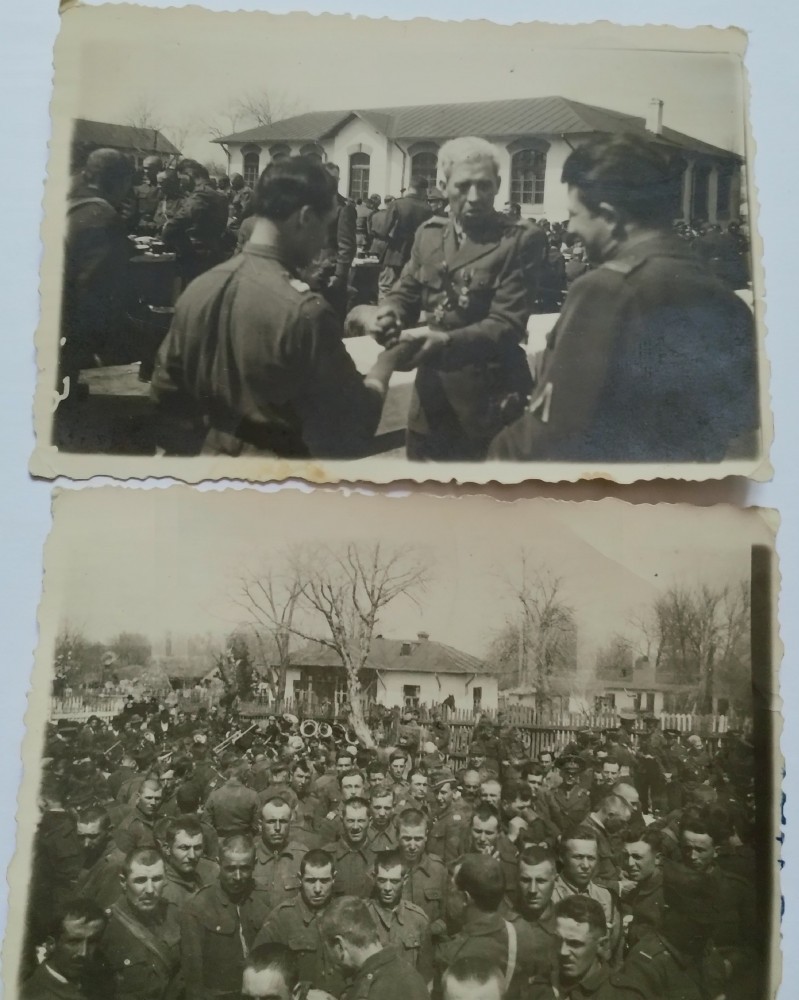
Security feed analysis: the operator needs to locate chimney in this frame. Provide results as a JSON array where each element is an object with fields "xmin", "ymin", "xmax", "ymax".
[
  {"xmin": 417, "ymin": 631, "xmax": 430, "ymax": 641},
  {"xmin": 645, "ymin": 98, "xmax": 664, "ymax": 135}
]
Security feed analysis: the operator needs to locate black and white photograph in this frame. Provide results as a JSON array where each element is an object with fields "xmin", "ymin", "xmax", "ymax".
[
  {"xmin": 30, "ymin": 7, "xmax": 770, "ymax": 483},
  {"xmin": 3, "ymin": 490, "xmax": 780, "ymax": 999}
]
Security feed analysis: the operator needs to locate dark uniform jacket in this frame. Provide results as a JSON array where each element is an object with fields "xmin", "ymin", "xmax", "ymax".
[
  {"xmin": 384, "ymin": 212, "xmax": 545, "ymax": 460},
  {"xmin": 203, "ymin": 778, "xmax": 260, "ymax": 837},
  {"xmin": 161, "ymin": 183, "xmax": 229, "ymax": 276},
  {"xmin": 428, "ymin": 803, "xmax": 470, "ymax": 863},
  {"xmin": 20, "ymin": 962, "xmax": 111, "ymax": 1000},
  {"xmin": 491, "ymin": 234, "xmax": 758, "ymax": 463},
  {"xmin": 621, "ymin": 871, "xmax": 665, "ymax": 947},
  {"xmin": 323, "ymin": 837, "xmax": 375, "ymax": 898},
  {"xmin": 252, "ymin": 839, "xmax": 305, "ymax": 907},
  {"xmin": 151, "ymin": 244, "xmax": 386, "ymax": 458},
  {"xmin": 622, "ymin": 929, "xmax": 728, "ymax": 1000},
  {"xmin": 305, "ymin": 194, "xmax": 357, "ymax": 288},
  {"xmin": 253, "ymin": 893, "xmax": 346, "ymax": 998},
  {"xmin": 538, "ymin": 784, "xmax": 591, "ymax": 835},
  {"xmin": 382, "ymin": 193, "xmax": 432, "ymax": 269},
  {"xmin": 529, "ymin": 960, "xmax": 648, "ymax": 999},
  {"xmin": 100, "ymin": 897, "xmax": 182, "ymax": 1000},
  {"xmin": 401, "ymin": 852, "xmax": 448, "ymax": 937},
  {"xmin": 113, "ymin": 808, "xmax": 158, "ymax": 855},
  {"xmin": 180, "ymin": 881, "xmax": 272, "ymax": 1000},
  {"xmin": 343, "ymin": 945, "xmax": 429, "ymax": 1000},
  {"xmin": 161, "ymin": 857, "xmax": 219, "ymax": 909},
  {"xmin": 76, "ymin": 845, "xmax": 127, "ymax": 909},
  {"xmin": 365, "ymin": 898, "xmax": 434, "ymax": 981}
]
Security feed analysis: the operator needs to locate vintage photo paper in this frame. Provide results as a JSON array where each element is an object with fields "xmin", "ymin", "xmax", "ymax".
[
  {"xmin": 4, "ymin": 489, "xmax": 781, "ymax": 998},
  {"xmin": 30, "ymin": 6, "xmax": 771, "ymax": 485}
]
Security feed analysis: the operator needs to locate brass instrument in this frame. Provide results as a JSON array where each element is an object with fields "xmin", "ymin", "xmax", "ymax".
[
  {"xmin": 213, "ymin": 723, "xmax": 257, "ymax": 755},
  {"xmin": 300, "ymin": 720, "xmax": 319, "ymax": 738}
]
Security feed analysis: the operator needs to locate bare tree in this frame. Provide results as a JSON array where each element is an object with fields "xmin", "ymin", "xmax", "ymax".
[
  {"xmin": 627, "ymin": 580, "xmax": 751, "ymax": 713},
  {"xmin": 124, "ymin": 97, "xmax": 164, "ymax": 133},
  {"xmin": 204, "ymin": 100, "xmax": 249, "ymax": 143},
  {"xmin": 235, "ymin": 569, "xmax": 303, "ymax": 704},
  {"xmin": 162, "ymin": 121, "xmax": 196, "ymax": 158},
  {"xmin": 237, "ymin": 543, "xmax": 430, "ymax": 746},
  {"xmin": 492, "ymin": 554, "xmax": 577, "ymax": 706},
  {"xmin": 234, "ymin": 88, "xmax": 302, "ymax": 128}
]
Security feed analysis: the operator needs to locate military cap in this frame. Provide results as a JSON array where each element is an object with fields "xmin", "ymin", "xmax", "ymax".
[
  {"xmin": 430, "ymin": 768, "xmax": 457, "ymax": 790},
  {"xmin": 663, "ymin": 728, "xmax": 681, "ymax": 738},
  {"xmin": 557, "ymin": 754, "xmax": 585, "ymax": 772},
  {"xmin": 618, "ymin": 710, "xmax": 637, "ymax": 723},
  {"xmin": 469, "ymin": 742, "xmax": 487, "ymax": 755},
  {"xmin": 389, "ymin": 750, "xmax": 408, "ymax": 762}
]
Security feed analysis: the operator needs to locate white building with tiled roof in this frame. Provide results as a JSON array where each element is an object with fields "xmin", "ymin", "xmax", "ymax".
[
  {"xmin": 215, "ymin": 95, "xmax": 744, "ymax": 224},
  {"xmin": 286, "ymin": 632, "xmax": 498, "ymax": 712}
]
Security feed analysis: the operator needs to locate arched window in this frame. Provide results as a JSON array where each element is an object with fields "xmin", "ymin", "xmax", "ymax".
[
  {"xmin": 242, "ymin": 150, "xmax": 260, "ymax": 188},
  {"xmin": 269, "ymin": 143, "xmax": 291, "ymax": 163},
  {"xmin": 411, "ymin": 150, "xmax": 438, "ymax": 191},
  {"xmin": 510, "ymin": 148, "xmax": 547, "ymax": 205},
  {"xmin": 348, "ymin": 152, "xmax": 370, "ymax": 200},
  {"xmin": 300, "ymin": 143, "xmax": 324, "ymax": 165}
]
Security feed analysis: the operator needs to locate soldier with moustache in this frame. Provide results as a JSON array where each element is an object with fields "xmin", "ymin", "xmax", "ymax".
[{"xmin": 351, "ymin": 136, "xmax": 546, "ymax": 462}]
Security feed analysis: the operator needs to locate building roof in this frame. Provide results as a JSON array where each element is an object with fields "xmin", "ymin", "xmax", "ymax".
[
  {"xmin": 215, "ymin": 96, "xmax": 739, "ymax": 161},
  {"xmin": 72, "ymin": 118, "xmax": 181, "ymax": 156},
  {"xmin": 290, "ymin": 636, "xmax": 488, "ymax": 675}
]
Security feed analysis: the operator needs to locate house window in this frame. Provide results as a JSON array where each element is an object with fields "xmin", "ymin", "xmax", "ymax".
[
  {"xmin": 510, "ymin": 149, "xmax": 546, "ymax": 205},
  {"xmin": 243, "ymin": 151, "xmax": 260, "ymax": 189},
  {"xmin": 403, "ymin": 685, "xmax": 420, "ymax": 708},
  {"xmin": 716, "ymin": 165, "xmax": 734, "ymax": 219},
  {"xmin": 300, "ymin": 143, "xmax": 324, "ymax": 165},
  {"xmin": 411, "ymin": 150, "xmax": 438, "ymax": 191},
  {"xmin": 400, "ymin": 643, "xmax": 412, "ymax": 656},
  {"xmin": 269, "ymin": 144, "xmax": 291, "ymax": 163},
  {"xmin": 595, "ymin": 694, "xmax": 615, "ymax": 711},
  {"xmin": 692, "ymin": 163, "xmax": 711, "ymax": 222},
  {"xmin": 349, "ymin": 152, "xmax": 370, "ymax": 201},
  {"xmin": 473, "ymin": 686, "xmax": 482, "ymax": 710},
  {"xmin": 644, "ymin": 692, "xmax": 655, "ymax": 713}
]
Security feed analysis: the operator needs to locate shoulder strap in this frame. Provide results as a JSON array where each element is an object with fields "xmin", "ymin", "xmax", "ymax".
[
  {"xmin": 67, "ymin": 197, "xmax": 112, "ymax": 214},
  {"xmin": 503, "ymin": 920, "xmax": 517, "ymax": 991}
]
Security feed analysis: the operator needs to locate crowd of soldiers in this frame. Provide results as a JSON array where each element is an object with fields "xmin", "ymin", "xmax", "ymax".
[
  {"xmin": 57, "ymin": 130, "xmax": 758, "ymax": 464},
  {"xmin": 21, "ymin": 697, "xmax": 765, "ymax": 1000}
]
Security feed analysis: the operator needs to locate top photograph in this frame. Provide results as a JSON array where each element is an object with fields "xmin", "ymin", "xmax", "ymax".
[{"xmin": 29, "ymin": 7, "xmax": 771, "ymax": 484}]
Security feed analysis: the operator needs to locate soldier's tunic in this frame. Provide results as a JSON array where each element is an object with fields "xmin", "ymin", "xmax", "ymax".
[
  {"xmin": 99, "ymin": 897, "xmax": 181, "ymax": 1000},
  {"xmin": 113, "ymin": 808, "xmax": 158, "ymax": 855},
  {"xmin": 253, "ymin": 894, "xmax": 345, "ymax": 998},
  {"xmin": 252, "ymin": 839, "xmax": 306, "ymax": 908},
  {"xmin": 20, "ymin": 962, "xmax": 111, "ymax": 1000},
  {"xmin": 180, "ymin": 881, "xmax": 272, "ymax": 1000},
  {"xmin": 341, "ymin": 945, "xmax": 429, "ymax": 1000},
  {"xmin": 428, "ymin": 804, "xmax": 469, "ymax": 863},
  {"xmin": 323, "ymin": 838, "xmax": 375, "ymax": 898},
  {"xmin": 151, "ymin": 244, "xmax": 388, "ymax": 458},
  {"xmin": 291, "ymin": 793, "xmax": 323, "ymax": 849},
  {"xmin": 161, "ymin": 182, "xmax": 229, "ymax": 285},
  {"xmin": 76, "ymin": 845, "xmax": 127, "ymax": 909},
  {"xmin": 365, "ymin": 899, "xmax": 434, "ymax": 981},
  {"xmin": 622, "ymin": 929, "xmax": 728, "ymax": 1000},
  {"xmin": 203, "ymin": 777, "xmax": 260, "ymax": 837},
  {"xmin": 491, "ymin": 234, "xmax": 758, "ymax": 463},
  {"xmin": 538, "ymin": 784, "xmax": 591, "ymax": 835},
  {"xmin": 621, "ymin": 871, "xmax": 665, "ymax": 948},
  {"xmin": 367, "ymin": 824, "xmax": 398, "ymax": 853},
  {"xmin": 161, "ymin": 858, "xmax": 219, "ymax": 910},
  {"xmin": 400, "ymin": 852, "xmax": 448, "ymax": 937},
  {"xmin": 383, "ymin": 212, "xmax": 545, "ymax": 461},
  {"xmin": 528, "ymin": 961, "xmax": 648, "ymax": 999},
  {"xmin": 551, "ymin": 876, "xmax": 622, "ymax": 966}
]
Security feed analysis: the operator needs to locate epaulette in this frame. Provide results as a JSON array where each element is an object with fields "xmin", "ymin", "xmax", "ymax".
[
  {"xmin": 287, "ymin": 277, "xmax": 312, "ymax": 294},
  {"xmin": 426, "ymin": 851, "xmax": 445, "ymax": 865},
  {"xmin": 600, "ymin": 257, "xmax": 642, "ymax": 277},
  {"xmin": 402, "ymin": 900, "xmax": 428, "ymax": 919}
]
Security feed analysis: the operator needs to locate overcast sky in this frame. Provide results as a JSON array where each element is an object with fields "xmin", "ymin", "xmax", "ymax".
[
  {"xmin": 58, "ymin": 7, "xmax": 748, "ymax": 167},
  {"xmin": 43, "ymin": 489, "xmax": 763, "ymax": 667}
]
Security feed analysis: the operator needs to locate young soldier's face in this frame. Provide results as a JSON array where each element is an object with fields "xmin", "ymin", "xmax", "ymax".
[
  {"xmin": 370, "ymin": 794, "xmax": 394, "ymax": 829},
  {"xmin": 301, "ymin": 863, "xmax": 334, "ymax": 909},
  {"xmin": 556, "ymin": 917, "xmax": 603, "ymax": 983},
  {"xmin": 50, "ymin": 918, "xmax": 105, "ymax": 981},
  {"xmin": 518, "ymin": 860, "xmax": 556, "ymax": 915},
  {"xmin": 375, "ymin": 863, "xmax": 405, "ymax": 908},
  {"xmin": 399, "ymin": 823, "xmax": 427, "ymax": 862},
  {"xmin": 623, "ymin": 842, "xmax": 659, "ymax": 883},
  {"xmin": 566, "ymin": 186, "xmax": 614, "ymax": 264},
  {"xmin": 168, "ymin": 831, "xmax": 204, "ymax": 876},
  {"xmin": 562, "ymin": 839, "xmax": 598, "ymax": 889}
]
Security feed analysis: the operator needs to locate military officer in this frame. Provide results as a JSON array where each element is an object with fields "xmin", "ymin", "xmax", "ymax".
[
  {"xmin": 151, "ymin": 156, "xmax": 412, "ymax": 458},
  {"xmin": 365, "ymin": 850, "xmax": 434, "ymax": 982},
  {"xmin": 99, "ymin": 848, "xmax": 182, "ymax": 1000},
  {"xmin": 319, "ymin": 897, "xmax": 430, "ymax": 1000},
  {"xmin": 428, "ymin": 769, "xmax": 470, "ymax": 864},
  {"xmin": 351, "ymin": 135, "xmax": 546, "ymax": 461},
  {"xmin": 180, "ymin": 835, "xmax": 272, "ymax": 1000},
  {"xmin": 253, "ymin": 848, "xmax": 347, "ymax": 999},
  {"xmin": 538, "ymin": 756, "xmax": 592, "ymax": 836},
  {"xmin": 490, "ymin": 132, "xmax": 758, "ymax": 464}
]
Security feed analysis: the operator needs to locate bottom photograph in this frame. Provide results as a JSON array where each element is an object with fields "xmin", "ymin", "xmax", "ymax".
[{"xmin": 3, "ymin": 489, "xmax": 780, "ymax": 1000}]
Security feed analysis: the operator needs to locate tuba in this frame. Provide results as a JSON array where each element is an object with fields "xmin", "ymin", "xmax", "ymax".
[
  {"xmin": 344, "ymin": 728, "xmax": 359, "ymax": 746},
  {"xmin": 300, "ymin": 719, "xmax": 319, "ymax": 739},
  {"xmin": 318, "ymin": 722, "xmax": 333, "ymax": 739}
]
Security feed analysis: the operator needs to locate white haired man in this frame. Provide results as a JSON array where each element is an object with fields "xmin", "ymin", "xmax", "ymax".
[{"xmin": 352, "ymin": 136, "xmax": 546, "ymax": 462}]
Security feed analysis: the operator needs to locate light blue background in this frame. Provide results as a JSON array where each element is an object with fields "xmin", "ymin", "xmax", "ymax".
[{"xmin": 0, "ymin": 0, "xmax": 793, "ymax": 991}]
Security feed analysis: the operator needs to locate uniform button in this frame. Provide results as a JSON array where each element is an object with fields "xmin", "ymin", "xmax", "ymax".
[
  {"xmin": 216, "ymin": 925, "xmax": 221, "ymax": 931},
  {"xmin": 124, "ymin": 958, "xmax": 131, "ymax": 966},
  {"xmin": 367, "ymin": 974, "xmax": 373, "ymax": 980}
]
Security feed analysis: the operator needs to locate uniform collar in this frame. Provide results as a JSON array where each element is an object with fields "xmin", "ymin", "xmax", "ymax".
[
  {"xmin": 461, "ymin": 910, "xmax": 505, "ymax": 936},
  {"xmin": 358, "ymin": 945, "xmax": 398, "ymax": 976},
  {"xmin": 257, "ymin": 839, "xmax": 301, "ymax": 861},
  {"xmin": 370, "ymin": 899, "xmax": 404, "ymax": 928},
  {"xmin": 243, "ymin": 241, "xmax": 296, "ymax": 272}
]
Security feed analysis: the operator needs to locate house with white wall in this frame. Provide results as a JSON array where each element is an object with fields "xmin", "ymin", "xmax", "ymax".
[
  {"xmin": 286, "ymin": 632, "xmax": 497, "ymax": 713},
  {"xmin": 215, "ymin": 95, "xmax": 744, "ymax": 225}
]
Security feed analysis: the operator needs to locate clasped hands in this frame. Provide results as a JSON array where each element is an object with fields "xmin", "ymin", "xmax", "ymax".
[{"xmin": 352, "ymin": 305, "xmax": 451, "ymax": 368}]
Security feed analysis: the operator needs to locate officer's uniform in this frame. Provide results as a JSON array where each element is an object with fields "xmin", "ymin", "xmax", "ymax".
[
  {"xmin": 100, "ymin": 897, "xmax": 181, "ymax": 1000},
  {"xmin": 538, "ymin": 783, "xmax": 591, "ymax": 835},
  {"xmin": 383, "ymin": 211, "xmax": 546, "ymax": 461},
  {"xmin": 342, "ymin": 945, "xmax": 429, "ymax": 1000},
  {"xmin": 180, "ymin": 880, "xmax": 272, "ymax": 1000},
  {"xmin": 491, "ymin": 233, "xmax": 758, "ymax": 463},
  {"xmin": 401, "ymin": 853, "xmax": 448, "ymax": 937},
  {"xmin": 365, "ymin": 899, "xmax": 434, "ymax": 981},
  {"xmin": 252, "ymin": 839, "xmax": 306, "ymax": 908},
  {"xmin": 621, "ymin": 929, "xmax": 728, "ymax": 1000},
  {"xmin": 161, "ymin": 857, "xmax": 220, "ymax": 910},
  {"xmin": 253, "ymin": 893, "xmax": 346, "ymax": 998},
  {"xmin": 323, "ymin": 838, "xmax": 375, "ymax": 898},
  {"xmin": 428, "ymin": 803, "xmax": 469, "ymax": 863},
  {"xmin": 151, "ymin": 244, "xmax": 390, "ymax": 458}
]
